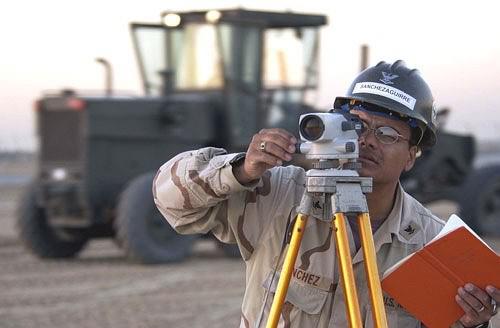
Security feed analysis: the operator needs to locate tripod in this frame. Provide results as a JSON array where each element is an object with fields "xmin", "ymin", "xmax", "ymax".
[{"xmin": 265, "ymin": 167, "xmax": 388, "ymax": 328}]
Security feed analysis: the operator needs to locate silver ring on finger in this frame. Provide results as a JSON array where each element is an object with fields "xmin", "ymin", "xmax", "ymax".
[
  {"xmin": 492, "ymin": 299, "xmax": 497, "ymax": 315},
  {"xmin": 478, "ymin": 305, "xmax": 486, "ymax": 313},
  {"xmin": 259, "ymin": 141, "xmax": 267, "ymax": 152}
]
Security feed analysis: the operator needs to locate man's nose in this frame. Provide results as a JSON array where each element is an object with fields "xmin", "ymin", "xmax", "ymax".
[{"xmin": 359, "ymin": 128, "xmax": 377, "ymax": 148}]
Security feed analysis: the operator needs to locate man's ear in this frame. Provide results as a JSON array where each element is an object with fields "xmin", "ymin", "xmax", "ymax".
[{"xmin": 404, "ymin": 146, "xmax": 418, "ymax": 172}]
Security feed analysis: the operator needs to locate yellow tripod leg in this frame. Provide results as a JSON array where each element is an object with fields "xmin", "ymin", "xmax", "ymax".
[
  {"xmin": 332, "ymin": 213, "xmax": 363, "ymax": 327},
  {"xmin": 357, "ymin": 213, "xmax": 388, "ymax": 328},
  {"xmin": 266, "ymin": 213, "xmax": 308, "ymax": 328}
]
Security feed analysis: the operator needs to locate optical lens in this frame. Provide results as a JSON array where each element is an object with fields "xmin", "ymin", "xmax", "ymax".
[{"xmin": 300, "ymin": 115, "xmax": 324, "ymax": 141}]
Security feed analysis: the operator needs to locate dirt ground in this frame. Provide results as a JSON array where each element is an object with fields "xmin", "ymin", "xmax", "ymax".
[
  {"xmin": 0, "ymin": 186, "xmax": 244, "ymax": 328},
  {"xmin": 0, "ymin": 158, "xmax": 498, "ymax": 328}
]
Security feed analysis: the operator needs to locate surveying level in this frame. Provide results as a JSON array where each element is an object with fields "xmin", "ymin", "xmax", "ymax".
[{"xmin": 266, "ymin": 111, "xmax": 388, "ymax": 327}]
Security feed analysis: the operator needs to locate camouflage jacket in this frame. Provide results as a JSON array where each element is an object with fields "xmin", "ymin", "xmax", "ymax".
[{"xmin": 154, "ymin": 147, "xmax": 474, "ymax": 328}]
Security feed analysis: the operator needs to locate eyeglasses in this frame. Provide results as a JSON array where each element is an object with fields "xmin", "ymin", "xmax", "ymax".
[{"xmin": 361, "ymin": 121, "xmax": 409, "ymax": 145}]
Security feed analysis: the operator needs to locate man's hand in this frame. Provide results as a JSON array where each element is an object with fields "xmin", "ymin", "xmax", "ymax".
[
  {"xmin": 233, "ymin": 128, "xmax": 296, "ymax": 185},
  {"xmin": 455, "ymin": 283, "xmax": 498, "ymax": 327}
]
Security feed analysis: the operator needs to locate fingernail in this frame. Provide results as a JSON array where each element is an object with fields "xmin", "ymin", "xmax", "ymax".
[
  {"xmin": 291, "ymin": 137, "xmax": 297, "ymax": 143},
  {"xmin": 458, "ymin": 287, "xmax": 465, "ymax": 295},
  {"xmin": 288, "ymin": 145, "xmax": 295, "ymax": 152},
  {"xmin": 276, "ymin": 160, "xmax": 283, "ymax": 166},
  {"xmin": 486, "ymin": 286, "xmax": 495, "ymax": 293},
  {"xmin": 465, "ymin": 284, "xmax": 474, "ymax": 292}
]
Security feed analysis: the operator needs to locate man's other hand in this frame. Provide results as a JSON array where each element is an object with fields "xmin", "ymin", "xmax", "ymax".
[{"xmin": 455, "ymin": 283, "xmax": 498, "ymax": 327}]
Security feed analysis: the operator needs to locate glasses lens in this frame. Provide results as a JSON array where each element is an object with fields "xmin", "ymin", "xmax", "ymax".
[{"xmin": 375, "ymin": 127, "xmax": 399, "ymax": 144}]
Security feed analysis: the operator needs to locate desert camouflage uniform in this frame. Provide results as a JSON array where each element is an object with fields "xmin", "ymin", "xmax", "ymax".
[{"xmin": 153, "ymin": 147, "xmax": 472, "ymax": 328}]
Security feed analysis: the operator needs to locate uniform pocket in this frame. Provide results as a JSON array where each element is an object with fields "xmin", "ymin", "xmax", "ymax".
[
  {"xmin": 286, "ymin": 280, "xmax": 329, "ymax": 314},
  {"xmin": 262, "ymin": 270, "xmax": 329, "ymax": 315}
]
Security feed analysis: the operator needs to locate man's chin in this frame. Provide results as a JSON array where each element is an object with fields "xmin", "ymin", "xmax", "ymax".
[
  {"xmin": 357, "ymin": 160, "xmax": 378, "ymax": 174},
  {"xmin": 357, "ymin": 167, "xmax": 368, "ymax": 177},
  {"xmin": 357, "ymin": 166, "xmax": 377, "ymax": 178}
]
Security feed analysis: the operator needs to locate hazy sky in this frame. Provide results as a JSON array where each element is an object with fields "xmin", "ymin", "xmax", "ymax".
[{"xmin": 1, "ymin": 0, "xmax": 499, "ymax": 151}]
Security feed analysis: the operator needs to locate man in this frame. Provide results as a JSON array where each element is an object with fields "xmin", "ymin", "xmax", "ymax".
[{"xmin": 153, "ymin": 61, "xmax": 498, "ymax": 327}]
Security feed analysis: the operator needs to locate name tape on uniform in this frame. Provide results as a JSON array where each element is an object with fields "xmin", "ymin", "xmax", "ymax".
[{"xmin": 352, "ymin": 82, "xmax": 416, "ymax": 110}]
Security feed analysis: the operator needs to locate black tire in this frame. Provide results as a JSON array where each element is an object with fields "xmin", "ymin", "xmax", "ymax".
[
  {"xmin": 16, "ymin": 182, "xmax": 88, "ymax": 258},
  {"xmin": 115, "ymin": 173, "xmax": 197, "ymax": 264},
  {"xmin": 459, "ymin": 165, "xmax": 500, "ymax": 236}
]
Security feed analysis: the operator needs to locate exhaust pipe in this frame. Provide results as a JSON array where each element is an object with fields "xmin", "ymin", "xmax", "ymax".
[
  {"xmin": 95, "ymin": 57, "xmax": 113, "ymax": 96},
  {"xmin": 360, "ymin": 45, "xmax": 369, "ymax": 72}
]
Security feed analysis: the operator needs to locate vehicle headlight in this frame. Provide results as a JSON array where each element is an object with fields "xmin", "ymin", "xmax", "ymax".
[{"xmin": 51, "ymin": 168, "xmax": 68, "ymax": 181}]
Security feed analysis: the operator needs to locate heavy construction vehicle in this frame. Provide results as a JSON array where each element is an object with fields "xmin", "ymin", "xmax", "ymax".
[
  {"xmin": 17, "ymin": 9, "xmax": 327, "ymax": 263},
  {"xmin": 17, "ymin": 9, "xmax": 499, "ymax": 264}
]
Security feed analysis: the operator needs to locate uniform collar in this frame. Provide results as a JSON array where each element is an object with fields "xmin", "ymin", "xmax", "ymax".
[
  {"xmin": 375, "ymin": 183, "xmax": 423, "ymax": 245},
  {"xmin": 353, "ymin": 183, "xmax": 423, "ymax": 264}
]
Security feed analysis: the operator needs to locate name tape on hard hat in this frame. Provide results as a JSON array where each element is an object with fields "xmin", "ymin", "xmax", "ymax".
[{"xmin": 353, "ymin": 82, "xmax": 416, "ymax": 110}]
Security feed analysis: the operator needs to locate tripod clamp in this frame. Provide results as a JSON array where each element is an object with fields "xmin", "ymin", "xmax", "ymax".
[{"xmin": 304, "ymin": 169, "xmax": 372, "ymax": 216}]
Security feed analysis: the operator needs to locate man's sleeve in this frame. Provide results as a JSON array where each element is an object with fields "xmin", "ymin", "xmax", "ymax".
[
  {"xmin": 152, "ymin": 147, "xmax": 255, "ymax": 243},
  {"xmin": 152, "ymin": 147, "xmax": 305, "ymax": 260}
]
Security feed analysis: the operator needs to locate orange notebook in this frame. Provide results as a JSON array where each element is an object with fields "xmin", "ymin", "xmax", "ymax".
[{"xmin": 381, "ymin": 215, "xmax": 500, "ymax": 328}]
